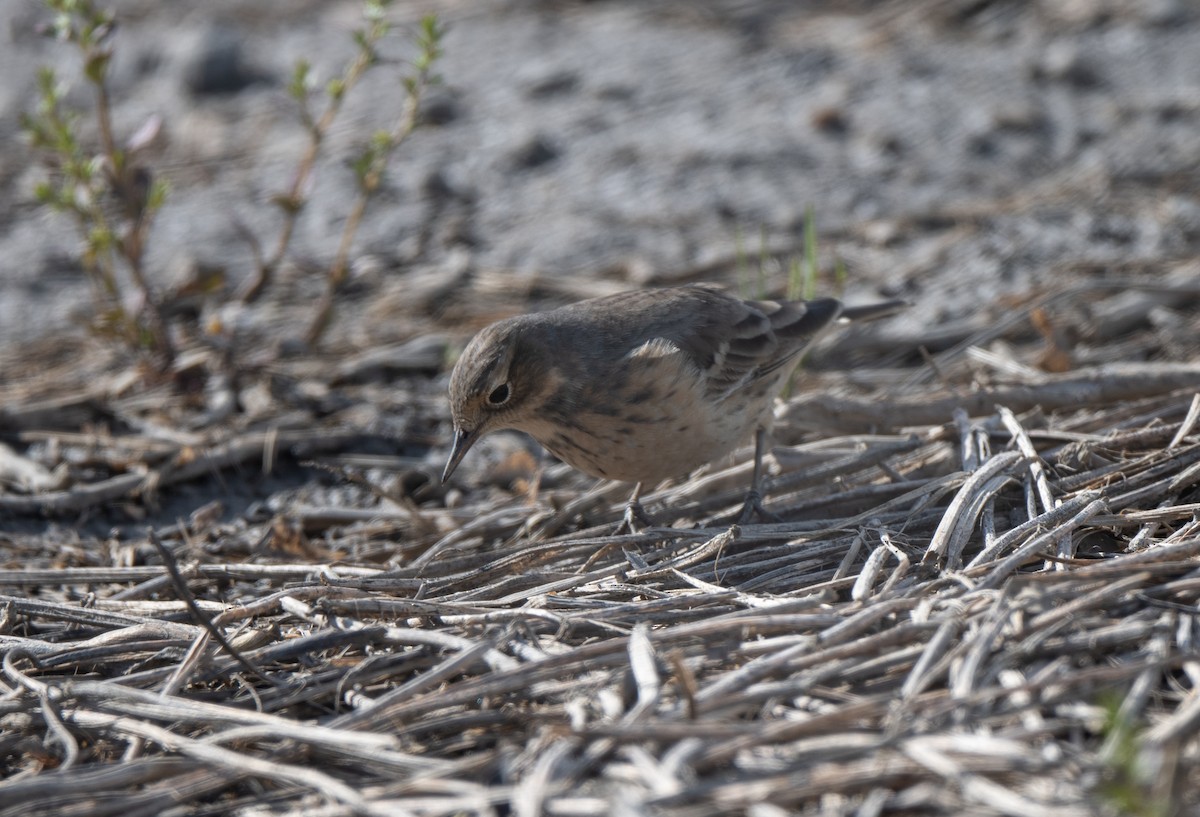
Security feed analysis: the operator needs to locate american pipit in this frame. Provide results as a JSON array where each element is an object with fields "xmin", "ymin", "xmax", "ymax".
[{"xmin": 442, "ymin": 283, "xmax": 902, "ymax": 526}]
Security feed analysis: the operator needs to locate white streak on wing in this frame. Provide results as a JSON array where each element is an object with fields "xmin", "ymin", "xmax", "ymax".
[
  {"xmin": 626, "ymin": 337, "xmax": 681, "ymax": 360},
  {"xmin": 710, "ymin": 340, "xmax": 728, "ymax": 372},
  {"xmin": 625, "ymin": 337, "xmax": 699, "ymax": 398}
]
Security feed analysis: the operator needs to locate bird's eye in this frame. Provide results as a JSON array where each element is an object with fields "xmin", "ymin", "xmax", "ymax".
[{"xmin": 487, "ymin": 383, "xmax": 511, "ymax": 406}]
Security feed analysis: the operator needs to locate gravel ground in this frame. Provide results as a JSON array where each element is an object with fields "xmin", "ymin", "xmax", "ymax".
[{"xmin": 2, "ymin": 0, "xmax": 1199, "ymax": 345}]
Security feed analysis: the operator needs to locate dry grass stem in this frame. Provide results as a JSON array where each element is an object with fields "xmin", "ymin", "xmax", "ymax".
[{"xmin": 2, "ymin": 280, "xmax": 1200, "ymax": 814}]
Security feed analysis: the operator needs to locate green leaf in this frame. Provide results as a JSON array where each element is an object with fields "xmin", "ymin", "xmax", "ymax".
[
  {"xmin": 833, "ymin": 254, "xmax": 848, "ymax": 294},
  {"xmin": 756, "ymin": 225, "xmax": 768, "ymax": 297},
  {"xmin": 146, "ymin": 178, "xmax": 169, "ymax": 212},
  {"xmin": 36, "ymin": 66, "xmax": 58, "ymax": 96},
  {"xmin": 33, "ymin": 180, "xmax": 56, "ymax": 205},
  {"xmin": 84, "ymin": 49, "xmax": 111, "ymax": 84},
  {"xmin": 802, "ymin": 204, "xmax": 818, "ymax": 300},
  {"xmin": 363, "ymin": 0, "xmax": 385, "ymax": 22},
  {"xmin": 786, "ymin": 257, "xmax": 801, "ymax": 302},
  {"xmin": 53, "ymin": 12, "xmax": 74, "ymax": 41},
  {"xmin": 288, "ymin": 59, "xmax": 311, "ymax": 101},
  {"xmin": 85, "ymin": 154, "xmax": 106, "ymax": 182},
  {"xmin": 351, "ymin": 150, "xmax": 373, "ymax": 182},
  {"xmin": 421, "ymin": 14, "xmax": 444, "ymax": 47},
  {"xmin": 89, "ymin": 225, "xmax": 114, "ymax": 251}
]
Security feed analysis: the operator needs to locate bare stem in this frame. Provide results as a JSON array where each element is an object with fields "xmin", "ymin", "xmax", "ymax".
[
  {"xmin": 305, "ymin": 15, "xmax": 442, "ymax": 347},
  {"xmin": 92, "ymin": 74, "xmax": 174, "ymax": 365},
  {"xmin": 240, "ymin": 13, "xmax": 389, "ymax": 304}
]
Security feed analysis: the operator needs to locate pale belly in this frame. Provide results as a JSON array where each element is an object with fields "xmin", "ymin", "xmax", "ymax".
[{"xmin": 520, "ymin": 357, "xmax": 787, "ymax": 485}]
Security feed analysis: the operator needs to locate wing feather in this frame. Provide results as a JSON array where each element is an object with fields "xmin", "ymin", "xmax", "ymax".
[
  {"xmin": 599, "ymin": 285, "xmax": 843, "ymax": 402},
  {"xmin": 702, "ymin": 292, "xmax": 841, "ymax": 399}
]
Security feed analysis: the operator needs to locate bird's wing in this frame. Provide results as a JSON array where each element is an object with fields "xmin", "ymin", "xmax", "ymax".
[
  {"xmin": 616, "ymin": 285, "xmax": 844, "ymax": 401},
  {"xmin": 704, "ymin": 295, "xmax": 843, "ymax": 400}
]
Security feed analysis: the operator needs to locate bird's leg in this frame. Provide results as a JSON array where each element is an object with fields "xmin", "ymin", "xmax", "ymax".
[
  {"xmin": 739, "ymin": 427, "xmax": 782, "ymax": 524},
  {"xmin": 578, "ymin": 484, "xmax": 649, "ymax": 572},
  {"xmin": 616, "ymin": 482, "xmax": 653, "ymax": 534}
]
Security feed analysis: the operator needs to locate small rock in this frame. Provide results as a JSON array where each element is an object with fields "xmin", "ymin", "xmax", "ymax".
[
  {"xmin": 1032, "ymin": 41, "xmax": 1101, "ymax": 88},
  {"xmin": 526, "ymin": 71, "xmax": 580, "ymax": 99},
  {"xmin": 420, "ymin": 91, "xmax": 461, "ymax": 126},
  {"xmin": 184, "ymin": 26, "xmax": 265, "ymax": 96},
  {"xmin": 811, "ymin": 105, "xmax": 849, "ymax": 135},
  {"xmin": 509, "ymin": 135, "xmax": 561, "ymax": 170}
]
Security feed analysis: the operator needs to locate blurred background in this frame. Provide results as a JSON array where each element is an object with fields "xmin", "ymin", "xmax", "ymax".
[{"xmin": 3, "ymin": 0, "xmax": 1198, "ymax": 350}]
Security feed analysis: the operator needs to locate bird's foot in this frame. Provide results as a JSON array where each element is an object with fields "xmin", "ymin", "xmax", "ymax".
[
  {"xmin": 737, "ymin": 489, "xmax": 782, "ymax": 525},
  {"xmin": 579, "ymin": 501, "xmax": 653, "ymax": 573},
  {"xmin": 614, "ymin": 499, "xmax": 654, "ymax": 535}
]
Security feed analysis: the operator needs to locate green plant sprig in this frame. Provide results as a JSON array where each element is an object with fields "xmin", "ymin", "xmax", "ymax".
[
  {"xmin": 240, "ymin": 0, "xmax": 435, "ymax": 308},
  {"xmin": 304, "ymin": 12, "xmax": 444, "ymax": 346},
  {"xmin": 22, "ymin": 0, "xmax": 173, "ymax": 364}
]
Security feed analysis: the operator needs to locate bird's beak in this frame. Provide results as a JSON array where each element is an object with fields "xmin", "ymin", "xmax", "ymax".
[{"xmin": 441, "ymin": 426, "xmax": 479, "ymax": 484}]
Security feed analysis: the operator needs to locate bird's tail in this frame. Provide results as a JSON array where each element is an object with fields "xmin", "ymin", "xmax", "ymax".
[{"xmin": 838, "ymin": 299, "xmax": 909, "ymax": 323}]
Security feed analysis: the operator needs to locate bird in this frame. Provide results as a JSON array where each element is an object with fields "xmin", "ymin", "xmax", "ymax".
[{"xmin": 442, "ymin": 283, "xmax": 903, "ymax": 527}]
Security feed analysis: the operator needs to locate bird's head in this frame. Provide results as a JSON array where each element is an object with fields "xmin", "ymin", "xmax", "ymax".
[{"xmin": 442, "ymin": 317, "xmax": 563, "ymax": 483}]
